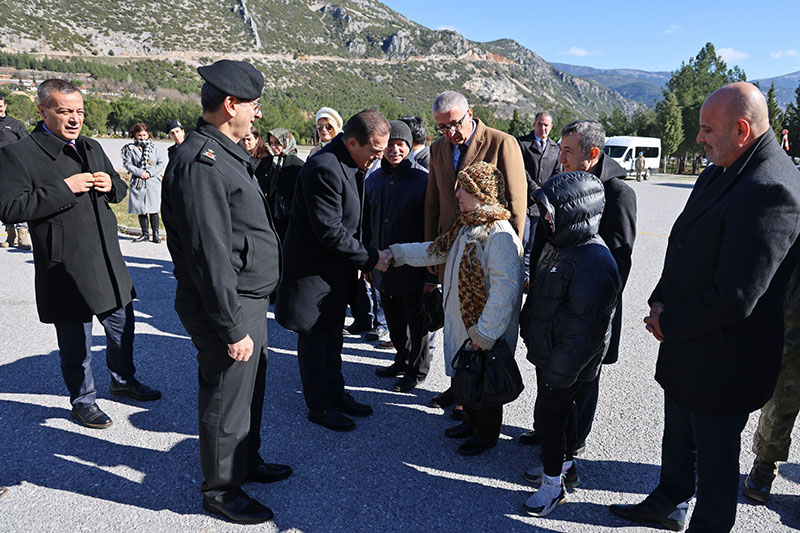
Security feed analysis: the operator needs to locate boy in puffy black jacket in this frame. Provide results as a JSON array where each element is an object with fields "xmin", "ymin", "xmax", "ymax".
[{"xmin": 519, "ymin": 171, "xmax": 621, "ymax": 516}]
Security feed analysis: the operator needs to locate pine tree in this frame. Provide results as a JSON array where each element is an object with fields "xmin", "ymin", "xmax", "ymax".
[
  {"xmin": 767, "ymin": 81, "xmax": 784, "ymax": 141},
  {"xmin": 785, "ymin": 81, "xmax": 800, "ymax": 159},
  {"xmin": 656, "ymin": 91, "xmax": 684, "ymax": 172},
  {"xmin": 666, "ymin": 42, "xmax": 746, "ymax": 173}
]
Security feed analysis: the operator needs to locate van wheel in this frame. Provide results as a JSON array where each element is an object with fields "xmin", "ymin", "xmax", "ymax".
[{"xmin": 644, "ymin": 169, "xmax": 651, "ymax": 180}]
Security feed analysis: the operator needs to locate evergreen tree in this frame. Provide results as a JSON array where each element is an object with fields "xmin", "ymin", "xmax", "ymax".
[
  {"xmin": 766, "ymin": 81, "xmax": 784, "ymax": 141},
  {"xmin": 785, "ymin": 81, "xmax": 800, "ymax": 159},
  {"xmin": 656, "ymin": 90, "xmax": 684, "ymax": 172},
  {"xmin": 666, "ymin": 42, "xmax": 746, "ymax": 173}
]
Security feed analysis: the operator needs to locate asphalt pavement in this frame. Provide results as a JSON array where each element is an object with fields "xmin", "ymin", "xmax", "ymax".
[{"xmin": 0, "ymin": 175, "xmax": 798, "ymax": 532}]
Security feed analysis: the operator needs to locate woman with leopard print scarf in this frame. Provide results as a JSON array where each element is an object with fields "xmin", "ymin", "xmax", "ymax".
[{"xmin": 388, "ymin": 161, "xmax": 523, "ymax": 456}]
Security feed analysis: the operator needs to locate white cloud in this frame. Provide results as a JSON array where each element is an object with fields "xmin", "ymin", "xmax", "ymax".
[
  {"xmin": 718, "ymin": 48, "xmax": 749, "ymax": 62},
  {"xmin": 664, "ymin": 25, "xmax": 683, "ymax": 35},
  {"xmin": 771, "ymin": 49, "xmax": 798, "ymax": 59},
  {"xmin": 436, "ymin": 25, "xmax": 457, "ymax": 32},
  {"xmin": 559, "ymin": 46, "xmax": 600, "ymax": 57}
]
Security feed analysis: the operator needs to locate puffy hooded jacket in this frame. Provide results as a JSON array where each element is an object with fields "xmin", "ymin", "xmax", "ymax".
[{"xmin": 520, "ymin": 171, "xmax": 621, "ymax": 390}]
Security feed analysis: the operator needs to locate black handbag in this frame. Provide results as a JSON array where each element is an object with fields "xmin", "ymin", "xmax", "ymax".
[
  {"xmin": 451, "ymin": 338, "xmax": 524, "ymax": 409},
  {"xmin": 421, "ymin": 287, "xmax": 444, "ymax": 333}
]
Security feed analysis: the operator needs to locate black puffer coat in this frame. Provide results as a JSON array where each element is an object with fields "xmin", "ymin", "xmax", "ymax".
[{"xmin": 520, "ymin": 171, "xmax": 621, "ymax": 390}]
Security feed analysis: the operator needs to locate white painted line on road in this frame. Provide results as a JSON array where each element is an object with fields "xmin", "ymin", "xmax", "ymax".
[{"xmin": 638, "ymin": 231, "xmax": 669, "ymax": 238}]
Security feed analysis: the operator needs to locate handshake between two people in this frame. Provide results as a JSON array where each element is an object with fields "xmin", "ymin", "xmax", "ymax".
[{"xmin": 374, "ymin": 248, "xmax": 394, "ymax": 272}]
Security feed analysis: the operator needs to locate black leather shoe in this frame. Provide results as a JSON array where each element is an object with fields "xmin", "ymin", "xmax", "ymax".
[
  {"xmin": 457, "ymin": 436, "xmax": 496, "ymax": 456},
  {"xmin": 203, "ymin": 492, "xmax": 273, "ymax": 524},
  {"xmin": 429, "ymin": 387, "xmax": 454, "ymax": 408},
  {"xmin": 451, "ymin": 406, "xmax": 465, "ymax": 420},
  {"xmin": 246, "ymin": 462, "xmax": 292, "ymax": 484},
  {"xmin": 110, "ymin": 378, "xmax": 162, "ymax": 401},
  {"xmin": 132, "ymin": 234, "xmax": 149, "ymax": 243},
  {"xmin": 331, "ymin": 392, "xmax": 373, "ymax": 417},
  {"xmin": 393, "ymin": 375, "xmax": 421, "ymax": 392},
  {"xmin": 376, "ymin": 362, "xmax": 405, "ymax": 378},
  {"xmin": 445, "ymin": 421, "xmax": 473, "ymax": 439},
  {"xmin": 308, "ymin": 409, "xmax": 356, "ymax": 431},
  {"xmin": 743, "ymin": 459, "xmax": 777, "ymax": 503},
  {"xmin": 71, "ymin": 403, "xmax": 112, "ymax": 429},
  {"xmin": 151, "ymin": 233, "xmax": 161, "ymax": 244},
  {"xmin": 610, "ymin": 501, "xmax": 685, "ymax": 531},
  {"xmin": 519, "ymin": 430, "xmax": 539, "ymax": 445}
]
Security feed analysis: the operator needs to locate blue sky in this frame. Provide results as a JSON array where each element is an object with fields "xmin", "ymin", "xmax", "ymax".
[{"xmin": 381, "ymin": 0, "xmax": 800, "ymax": 80}]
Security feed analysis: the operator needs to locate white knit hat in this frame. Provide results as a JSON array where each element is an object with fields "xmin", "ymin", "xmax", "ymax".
[{"xmin": 315, "ymin": 107, "xmax": 343, "ymax": 133}]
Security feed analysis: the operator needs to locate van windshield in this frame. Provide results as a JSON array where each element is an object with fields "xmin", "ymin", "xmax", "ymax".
[{"xmin": 604, "ymin": 146, "xmax": 627, "ymax": 158}]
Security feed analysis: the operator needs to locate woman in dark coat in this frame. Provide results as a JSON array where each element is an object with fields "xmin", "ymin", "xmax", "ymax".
[{"xmin": 255, "ymin": 128, "xmax": 304, "ymax": 241}]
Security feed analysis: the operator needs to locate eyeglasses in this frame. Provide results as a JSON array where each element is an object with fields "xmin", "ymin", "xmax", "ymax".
[
  {"xmin": 317, "ymin": 124, "xmax": 335, "ymax": 132},
  {"xmin": 436, "ymin": 111, "xmax": 469, "ymax": 135},
  {"xmin": 241, "ymin": 99, "xmax": 262, "ymax": 113}
]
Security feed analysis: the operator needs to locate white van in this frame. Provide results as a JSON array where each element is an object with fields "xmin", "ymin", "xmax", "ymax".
[{"xmin": 603, "ymin": 136, "xmax": 661, "ymax": 179}]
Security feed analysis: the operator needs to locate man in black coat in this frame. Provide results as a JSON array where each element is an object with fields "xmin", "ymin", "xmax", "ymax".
[
  {"xmin": 520, "ymin": 120, "xmax": 636, "ymax": 449},
  {"xmin": 162, "ymin": 61, "xmax": 289, "ymax": 525},
  {"xmin": 364, "ymin": 120, "xmax": 432, "ymax": 392},
  {"xmin": 276, "ymin": 109, "xmax": 393, "ymax": 432},
  {"xmin": 0, "ymin": 79, "xmax": 160, "ymax": 430},
  {"xmin": 0, "ymin": 94, "xmax": 32, "ymax": 249},
  {"xmin": 517, "ymin": 111, "xmax": 561, "ymax": 287},
  {"xmin": 612, "ymin": 83, "xmax": 800, "ymax": 532}
]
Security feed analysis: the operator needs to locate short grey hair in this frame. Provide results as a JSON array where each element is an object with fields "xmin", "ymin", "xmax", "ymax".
[
  {"xmin": 561, "ymin": 120, "xmax": 606, "ymax": 154},
  {"xmin": 433, "ymin": 91, "xmax": 469, "ymax": 115},
  {"xmin": 534, "ymin": 111, "xmax": 553, "ymax": 122},
  {"xmin": 37, "ymin": 79, "xmax": 80, "ymax": 107}
]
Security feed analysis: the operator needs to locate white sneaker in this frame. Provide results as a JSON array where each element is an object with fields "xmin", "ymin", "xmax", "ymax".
[
  {"xmin": 524, "ymin": 460, "xmax": 579, "ymax": 488},
  {"xmin": 523, "ymin": 475, "xmax": 567, "ymax": 517}
]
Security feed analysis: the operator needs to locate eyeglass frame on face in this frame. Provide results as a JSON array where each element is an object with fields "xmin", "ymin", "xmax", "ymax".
[
  {"xmin": 238, "ymin": 98, "xmax": 262, "ymax": 114},
  {"xmin": 435, "ymin": 110, "xmax": 469, "ymax": 135},
  {"xmin": 316, "ymin": 123, "xmax": 335, "ymax": 132}
]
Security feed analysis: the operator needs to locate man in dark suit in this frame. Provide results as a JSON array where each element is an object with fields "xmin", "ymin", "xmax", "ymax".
[
  {"xmin": 162, "ymin": 60, "xmax": 290, "ymax": 525},
  {"xmin": 276, "ymin": 109, "xmax": 393, "ymax": 432},
  {"xmin": 520, "ymin": 120, "xmax": 636, "ymax": 452},
  {"xmin": 611, "ymin": 82, "xmax": 800, "ymax": 532},
  {"xmin": 0, "ymin": 79, "xmax": 160, "ymax": 429},
  {"xmin": 516, "ymin": 111, "xmax": 561, "ymax": 287}
]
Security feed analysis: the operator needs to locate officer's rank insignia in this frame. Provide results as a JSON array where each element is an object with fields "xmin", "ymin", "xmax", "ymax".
[{"xmin": 202, "ymin": 149, "xmax": 216, "ymax": 160}]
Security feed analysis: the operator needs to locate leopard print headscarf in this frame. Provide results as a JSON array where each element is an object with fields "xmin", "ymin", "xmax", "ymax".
[{"xmin": 427, "ymin": 162, "xmax": 511, "ymax": 331}]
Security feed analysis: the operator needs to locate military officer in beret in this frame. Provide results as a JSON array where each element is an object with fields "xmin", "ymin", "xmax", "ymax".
[{"xmin": 162, "ymin": 60, "xmax": 290, "ymax": 525}]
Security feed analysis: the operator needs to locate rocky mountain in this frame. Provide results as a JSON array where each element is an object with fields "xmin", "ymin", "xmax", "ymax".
[
  {"xmin": 753, "ymin": 71, "xmax": 800, "ymax": 108},
  {"xmin": 551, "ymin": 63, "xmax": 670, "ymax": 106},
  {"xmin": 0, "ymin": 0, "xmax": 640, "ymax": 119}
]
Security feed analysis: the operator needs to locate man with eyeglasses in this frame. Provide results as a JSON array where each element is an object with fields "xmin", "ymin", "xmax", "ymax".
[
  {"xmin": 0, "ymin": 79, "xmax": 162, "ymax": 427},
  {"xmin": 162, "ymin": 60, "xmax": 289, "ymax": 525},
  {"xmin": 424, "ymin": 90, "xmax": 526, "ymax": 409}
]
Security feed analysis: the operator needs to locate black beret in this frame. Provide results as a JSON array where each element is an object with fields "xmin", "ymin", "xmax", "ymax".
[
  {"xmin": 197, "ymin": 60, "xmax": 264, "ymax": 100},
  {"xmin": 166, "ymin": 119, "xmax": 182, "ymax": 131}
]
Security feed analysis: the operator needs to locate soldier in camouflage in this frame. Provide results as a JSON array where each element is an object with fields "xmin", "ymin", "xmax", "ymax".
[{"xmin": 744, "ymin": 265, "xmax": 800, "ymax": 503}]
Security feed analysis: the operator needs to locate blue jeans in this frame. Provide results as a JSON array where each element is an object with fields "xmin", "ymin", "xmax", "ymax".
[{"xmin": 53, "ymin": 303, "xmax": 137, "ymax": 408}]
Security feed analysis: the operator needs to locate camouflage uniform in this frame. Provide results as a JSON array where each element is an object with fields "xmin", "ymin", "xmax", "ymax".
[{"xmin": 752, "ymin": 265, "xmax": 800, "ymax": 461}]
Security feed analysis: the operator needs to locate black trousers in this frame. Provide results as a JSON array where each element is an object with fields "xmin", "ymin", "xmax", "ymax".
[
  {"xmin": 533, "ymin": 368, "xmax": 583, "ymax": 477},
  {"xmin": 297, "ymin": 302, "xmax": 348, "ymax": 412},
  {"xmin": 347, "ymin": 276, "xmax": 372, "ymax": 326},
  {"xmin": 463, "ymin": 405, "xmax": 503, "ymax": 446},
  {"xmin": 644, "ymin": 393, "xmax": 749, "ymax": 533},
  {"xmin": 379, "ymin": 292, "xmax": 430, "ymax": 380},
  {"xmin": 53, "ymin": 302, "xmax": 137, "ymax": 408},
  {"xmin": 179, "ymin": 296, "xmax": 269, "ymax": 501},
  {"xmin": 574, "ymin": 366, "xmax": 601, "ymax": 446}
]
